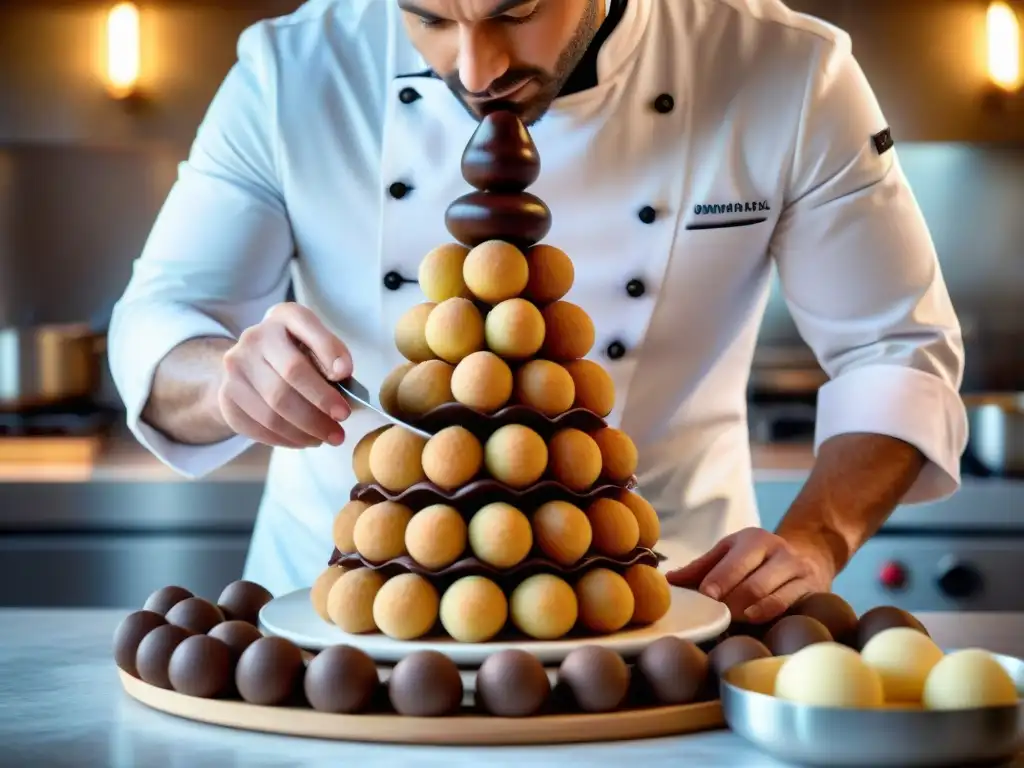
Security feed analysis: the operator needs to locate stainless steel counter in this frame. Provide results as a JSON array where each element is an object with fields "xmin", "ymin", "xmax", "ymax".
[
  {"xmin": 0, "ymin": 609, "xmax": 1022, "ymax": 768},
  {"xmin": 0, "ymin": 432, "xmax": 271, "ymax": 608}
]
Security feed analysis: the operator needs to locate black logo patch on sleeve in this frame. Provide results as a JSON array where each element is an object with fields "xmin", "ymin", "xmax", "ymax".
[{"xmin": 872, "ymin": 127, "xmax": 894, "ymax": 156}]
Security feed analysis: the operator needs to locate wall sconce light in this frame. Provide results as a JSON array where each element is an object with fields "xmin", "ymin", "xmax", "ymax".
[
  {"xmin": 987, "ymin": 1, "xmax": 1022, "ymax": 92},
  {"xmin": 105, "ymin": 2, "xmax": 141, "ymax": 100}
]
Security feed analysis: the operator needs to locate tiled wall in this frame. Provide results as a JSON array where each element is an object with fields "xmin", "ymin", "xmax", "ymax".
[{"xmin": 1, "ymin": 0, "xmax": 1022, "ymax": 403}]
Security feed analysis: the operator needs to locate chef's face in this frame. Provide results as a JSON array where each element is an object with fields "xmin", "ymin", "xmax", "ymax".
[{"xmin": 398, "ymin": 0, "xmax": 604, "ymax": 125}]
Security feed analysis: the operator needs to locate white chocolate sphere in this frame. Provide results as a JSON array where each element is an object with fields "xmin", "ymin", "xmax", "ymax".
[
  {"xmin": 774, "ymin": 642, "xmax": 884, "ymax": 708},
  {"xmin": 922, "ymin": 649, "xmax": 1019, "ymax": 710},
  {"xmin": 860, "ymin": 627, "xmax": 945, "ymax": 703}
]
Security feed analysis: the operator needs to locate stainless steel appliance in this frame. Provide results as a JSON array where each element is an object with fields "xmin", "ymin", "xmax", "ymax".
[
  {"xmin": 751, "ymin": 395, "xmax": 1024, "ymax": 616},
  {"xmin": 0, "ymin": 404, "xmax": 265, "ymax": 607}
]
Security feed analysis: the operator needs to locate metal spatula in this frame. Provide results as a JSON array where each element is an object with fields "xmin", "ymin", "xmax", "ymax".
[
  {"xmin": 333, "ymin": 375, "xmax": 431, "ymax": 439},
  {"xmin": 299, "ymin": 342, "xmax": 431, "ymax": 439}
]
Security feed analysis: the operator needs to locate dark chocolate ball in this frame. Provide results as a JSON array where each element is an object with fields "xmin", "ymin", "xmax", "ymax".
[
  {"xmin": 304, "ymin": 645, "xmax": 379, "ymax": 714},
  {"xmin": 724, "ymin": 620, "xmax": 768, "ymax": 640},
  {"xmin": 460, "ymin": 110, "xmax": 541, "ymax": 193},
  {"xmin": 165, "ymin": 597, "xmax": 225, "ymax": 635},
  {"xmin": 445, "ymin": 191, "xmax": 552, "ymax": 250},
  {"xmin": 235, "ymin": 636, "xmax": 305, "ymax": 706},
  {"xmin": 706, "ymin": 635, "xmax": 772, "ymax": 696},
  {"xmin": 557, "ymin": 646, "xmax": 630, "ymax": 713},
  {"xmin": 764, "ymin": 615, "xmax": 833, "ymax": 656},
  {"xmin": 787, "ymin": 593, "xmax": 859, "ymax": 646},
  {"xmin": 168, "ymin": 634, "xmax": 233, "ymax": 699},
  {"xmin": 217, "ymin": 580, "xmax": 273, "ymax": 626},
  {"xmin": 636, "ymin": 636, "xmax": 709, "ymax": 705},
  {"xmin": 136, "ymin": 624, "xmax": 192, "ymax": 689},
  {"xmin": 475, "ymin": 649, "xmax": 551, "ymax": 717},
  {"xmin": 143, "ymin": 585, "xmax": 193, "ymax": 616},
  {"xmin": 113, "ymin": 610, "xmax": 167, "ymax": 677},
  {"xmin": 388, "ymin": 650, "xmax": 463, "ymax": 717},
  {"xmin": 208, "ymin": 620, "xmax": 263, "ymax": 661},
  {"xmin": 856, "ymin": 606, "xmax": 928, "ymax": 650}
]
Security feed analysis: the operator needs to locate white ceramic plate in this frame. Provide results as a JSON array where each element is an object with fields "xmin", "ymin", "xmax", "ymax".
[{"xmin": 259, "ymin": 587, "xmax": 731, "ymax": 666}]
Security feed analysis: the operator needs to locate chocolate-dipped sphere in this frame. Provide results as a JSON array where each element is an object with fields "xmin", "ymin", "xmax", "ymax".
[
  {"xmin": 388, "ymin": 650, "xmax": 463, "ymax": 717},
  {"xmin": 636, "ymin": 636, "xmax": 709, "ymax": 705},
  {"xmin": 235, "ymin": 637, "xmax": 305, "ymax": 706},
  {"xmin": 461, "ymin": 111, "xmax": 541, "ymax": 192},
  {"xmin": 217, "ymin": 580, "xmax": 273, "ymax": 626},
  {"xmin": 445, "ymin": 191, "xmax": 551, "ymax": 250},
  {"xmin": 207, "ymin": 620, "xmax": 263, "ymax": 661},
  {"xmin": 304, "ymin": 645, "xmax": 379, "ymax": 714},
  {"xmin": 856, "ymin": 606, "xmax": 929, "ymax": 650},
  {"xmin": 475, "ymin": 649, "xmax": 551, "ymax": 717},
  {"xmin": 143, "ymin": 585, "xmax": 193, "ymax": 616},
  {"xmin": 706, "ymin": 635, "xmax": 772, "ymax": 696},
  {"xmin": 764, "ymin": 615, "xmax": 833, "ymax": 656},
  {"xmin": 136, "ymin": 624, "xmax": 192, "ymax": 689},
  {"xmin": 113, "ymin": 610, "xmax": 167, "ymax": 677},
  {"xmin": 725, "ymin": 620, "xmax": 769, "ymax": 641},
  {"xmin": 557, "ymin": 646, "xmax": 630, "ymax": 713},
  {"xmin": 165, "ymin": 597, "xmax": 225, "ymax": 635},
  {"xmin": 168, "ymin": 634, "xmax": 233, "ymax": 699},
  {"xmin": 787, "ymin": 593, "xmax": 859, "ymax": 646}
]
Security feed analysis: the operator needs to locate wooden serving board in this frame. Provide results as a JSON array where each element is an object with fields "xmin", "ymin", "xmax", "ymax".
[{"xmin": 119, "ymin": 670, "xmax": 726, "ymax": 746}]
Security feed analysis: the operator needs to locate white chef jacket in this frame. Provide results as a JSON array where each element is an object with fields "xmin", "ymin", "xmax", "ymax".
[{"xmin": 107, "ymin": 0, "xmax": 968, "ymax": 598}]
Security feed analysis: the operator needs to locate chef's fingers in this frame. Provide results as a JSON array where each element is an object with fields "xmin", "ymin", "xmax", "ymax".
[
  {"xmin": 246, "ymin": 357, "xmax": 344, "ymax": 446},
  {"xmin": 218, "ymin": 378, "xmax": 310, "ymax": 449},
  {"xmin": 265, "ymin": 302, "xmax": 354, "ymax": 381},
  {"xmin": 218, "ymin": 393, "xmax": 305, "ymax": 448},
  {"xmin": 664, "ymin": 536, "xmax": 736, "ymax": 589},
  {"xmin": 262, "ymin": 326, "xmax": 352, "ymax": 423},
  {"xmin": 742, "ymin": 579, "xmax": 815, "ymax": 625},
  {"xmin": 696, "ymin": 541, "xmax": 772, "ymax": 603},
  {"xmin": 724, "ymin": 555, "xmax": 803, "ymax": 621}
]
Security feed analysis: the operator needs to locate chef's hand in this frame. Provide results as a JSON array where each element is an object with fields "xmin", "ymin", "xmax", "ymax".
[
  {"xmin": 665, "ymin": 528, "xmax": 834, "ymax": 624},
  {"xmin": 216, "ymin": 302, "xmax": 353, "ymax": 449}
]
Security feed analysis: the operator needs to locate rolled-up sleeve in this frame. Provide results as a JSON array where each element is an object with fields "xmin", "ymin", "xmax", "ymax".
[
  {"xmin": 769, "ymin": 34, "xmax": 967, "ymax": 504},
  {"xmin": 108, "ymin": 22, "xmax": 294, "ymax": 478}
]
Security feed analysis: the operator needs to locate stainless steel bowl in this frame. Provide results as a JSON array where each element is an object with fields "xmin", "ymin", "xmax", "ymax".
[
  {"xmin": 0, "ymin": 323, "xmax": 106, "ymax": 411},
  {"xmin": 721, "ymin": 653, "xmax": 1024, "ymax": 767},
  {"xmin": 964, "ymin": 392, "xmax": 1024, "ymax": 476}
]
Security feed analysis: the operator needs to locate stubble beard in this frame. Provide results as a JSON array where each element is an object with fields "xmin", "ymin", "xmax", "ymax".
[{"xmin": 443, "ymin": 0, "xmax": 603, "ymax": 126}]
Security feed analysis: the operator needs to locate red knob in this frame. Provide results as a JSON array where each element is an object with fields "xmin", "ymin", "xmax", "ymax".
[{"xmin": 879, "ymin": 561, "xmax": 908, "ymax": 590}]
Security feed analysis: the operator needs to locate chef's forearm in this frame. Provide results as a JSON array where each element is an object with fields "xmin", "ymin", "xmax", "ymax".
[
  {"xmin": 774, "ymin": 433, "xmax": 927, "ymax": 576},
  {"xmin": 141, "ymin": 337, "xmax": 236, "ymax": 445}
]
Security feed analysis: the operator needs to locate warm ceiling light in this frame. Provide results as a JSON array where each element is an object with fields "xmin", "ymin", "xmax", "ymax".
[
  {"xmin": 106, "ymin": 2, "xmax": 140, "ymax": 99},
  {"xmin": 987, "ymin": 1, "xmax": 1022, "ymax": 91}
]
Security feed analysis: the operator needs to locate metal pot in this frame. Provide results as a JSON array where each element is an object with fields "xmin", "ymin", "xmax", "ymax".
[
  {"xmin": 964, "ymin": 392, "xmax": 1024, "ymax": 476},
  {"xmin": 0, "ymin": 323, "xmax": 107, "ymax": 411}
]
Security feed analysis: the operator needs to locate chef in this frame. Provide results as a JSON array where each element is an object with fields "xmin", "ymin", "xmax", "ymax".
[{"xmin": 107, "ymin": 0, "xmax": 967, "ymax": 625}]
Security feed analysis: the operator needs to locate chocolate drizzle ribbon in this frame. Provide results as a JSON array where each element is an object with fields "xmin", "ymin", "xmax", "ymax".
[
  {"xmin": 395, "ymin": 402, "xmax": 609, "ymax": 441},
  {"xmin": 351, "ymin": 476, "xmax": 638, "ymax": 512},
  {"xmin": 328, "ymin": 547, "xmax": 665, "ymax": 585}
]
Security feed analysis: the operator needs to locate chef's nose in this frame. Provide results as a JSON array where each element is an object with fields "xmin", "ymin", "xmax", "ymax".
[{"xmin": 457, "ymin": 25, "xmax": 511, "ymax": 96}]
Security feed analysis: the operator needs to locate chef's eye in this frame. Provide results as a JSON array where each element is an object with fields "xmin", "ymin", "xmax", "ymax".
[
  {"xmin": 498, "ymin": 3, "xmax": 541, "ymax": 24},
  {"xmin": 418, "ymin": 17, "xmax": 451, "ymax": 29},
  {"xmin": 499, "ymin": 8, "xmax": 539, "ymax": 25}
]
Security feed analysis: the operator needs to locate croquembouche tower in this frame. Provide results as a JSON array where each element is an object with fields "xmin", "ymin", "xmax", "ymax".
[{"xmin": 310, "ymin": 111, "xmax": 672, "ymax": 644}]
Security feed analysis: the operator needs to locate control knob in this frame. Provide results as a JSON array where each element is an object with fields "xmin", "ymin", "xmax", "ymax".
[{"xmin": 936, "ymin": 559, "xmax": 983, "ymax": 600}]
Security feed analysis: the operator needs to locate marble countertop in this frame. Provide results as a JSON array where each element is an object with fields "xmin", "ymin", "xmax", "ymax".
[{"xmin": 2, "ymin": 609, "xmax": 1023, "ymax": 768}]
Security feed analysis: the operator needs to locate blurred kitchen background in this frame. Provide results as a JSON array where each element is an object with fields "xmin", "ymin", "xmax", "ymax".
[{"xmin": 0, "ymin": 0, "xmax": 1021, "ymax": 614}]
